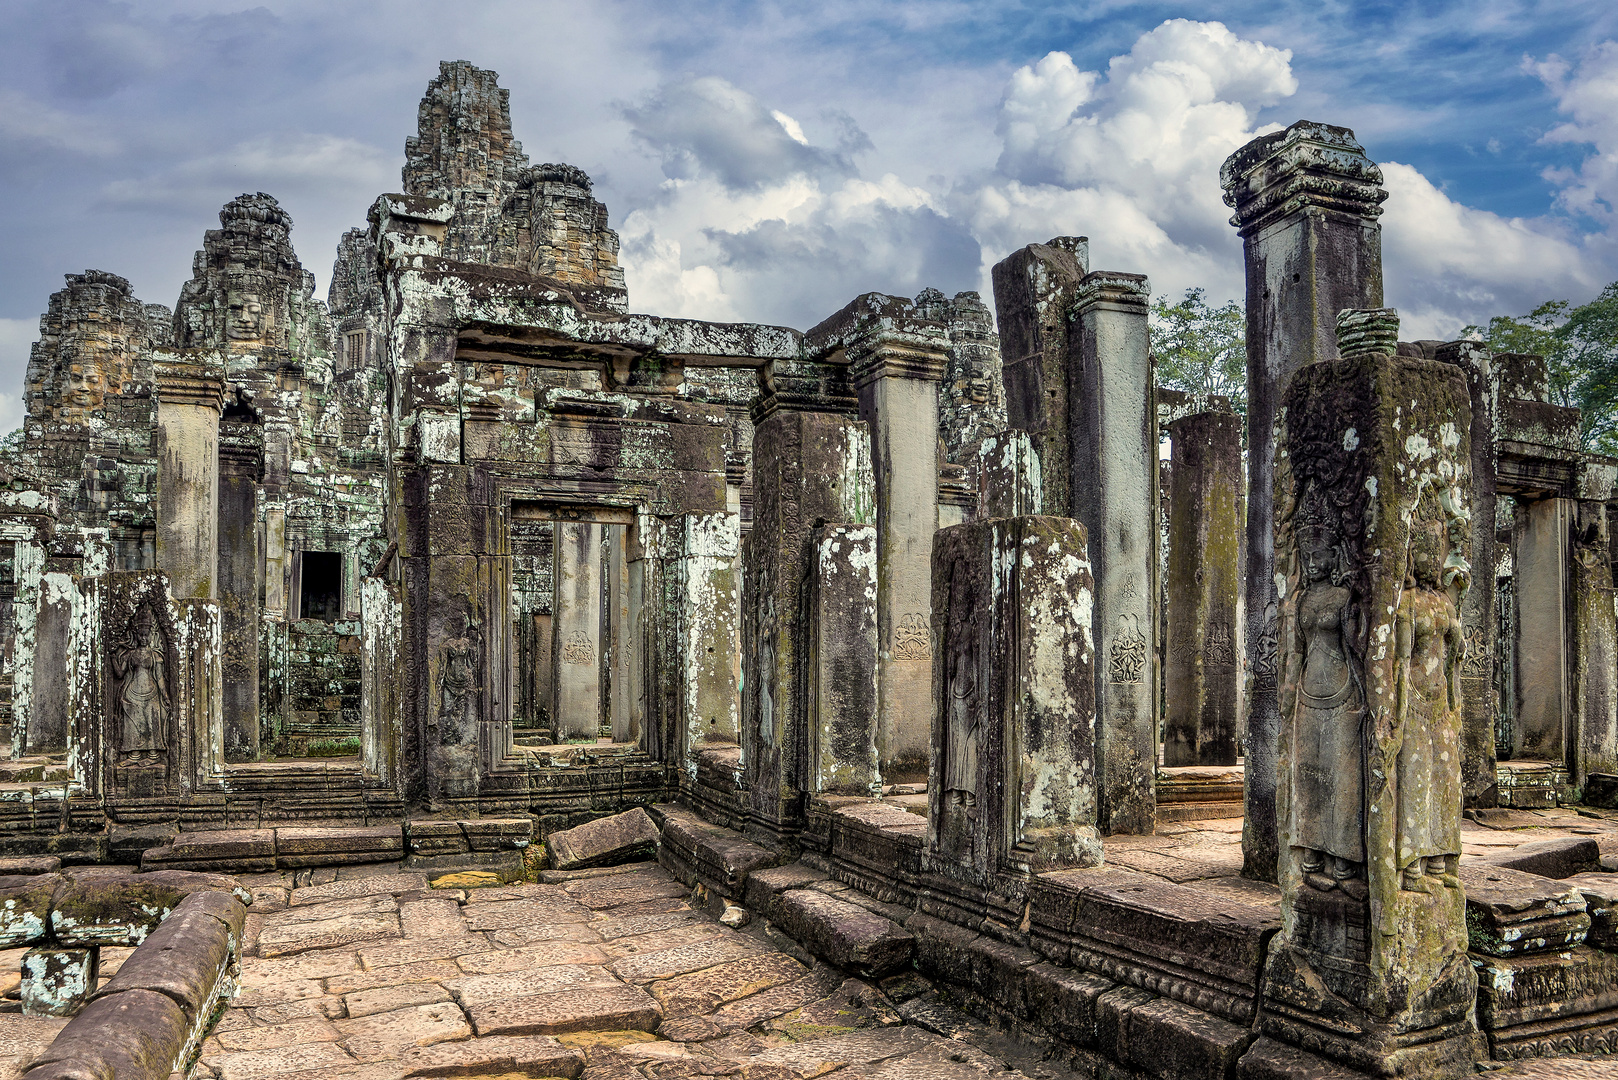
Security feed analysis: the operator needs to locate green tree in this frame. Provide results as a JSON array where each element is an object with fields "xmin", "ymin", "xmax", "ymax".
[
  {"xmin": 1150, "ymin": 288, "xmax": 1246, "ymax": 415},
  {"xmin": 1465, "ymin": 284, "xmax": 1618, "ymax": 455}
]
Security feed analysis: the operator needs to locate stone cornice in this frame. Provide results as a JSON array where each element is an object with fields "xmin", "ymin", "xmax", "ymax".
[
  {"xmin": 1221, "ymin": 121, "xmax": 1387, "ymax": 237},
  {"xmin": 848, "ymin": 330, "xmax": 948, "ymax": 388}
]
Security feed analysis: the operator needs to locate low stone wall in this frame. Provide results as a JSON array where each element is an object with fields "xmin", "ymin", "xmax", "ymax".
[{"xmin": 656, "ymin": 798, "xmax": 1618, "ymax": 1078}]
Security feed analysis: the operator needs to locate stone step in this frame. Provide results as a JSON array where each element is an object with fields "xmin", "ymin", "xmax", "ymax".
[
  {"xmin": 773, "ymin": 888, "xmax": 914, "ymax": 978},
  {"xmin": 651, "ymin": 803, "xmax": 781, "ymax": 898},
  {"xmin": 1155, "ymin": 800, "xmax": 1244, "ymax": 822}
]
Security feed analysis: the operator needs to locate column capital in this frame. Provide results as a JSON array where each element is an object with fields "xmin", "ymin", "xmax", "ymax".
[
  {"xmin": 1221, "ymin": 120, "xmax": 1387, "ymax": 238},
  {"xmin": 1069, "ymin": 271, "xmax": 1150, "ymax": 317},
  {"xmin": 847, "ymin": 330, "xmax": 948, "ymax": 388},
  {"xmin": 750, "ymin": 357, "xmax": 860, "ymax": 425},
  {"xmin": 153, "ymin": 358, "xmax": 225, "ymax": 411}
]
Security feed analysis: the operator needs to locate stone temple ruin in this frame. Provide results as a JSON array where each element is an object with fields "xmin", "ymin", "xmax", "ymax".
[{"xmin": 0, "ymin": 61, "xmax": 1617, "ymax": 1079}]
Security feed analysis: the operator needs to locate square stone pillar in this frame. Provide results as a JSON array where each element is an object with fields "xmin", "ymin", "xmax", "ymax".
[
  {"xmin": 679, "ymin": 511, "xmax": 741, "ymax": 761},
  {"xmin": 1163, "ymin": 411, "xmax": 1243, "ymax": 766},
  {"xmin": 742, "ymin": 372, "xmax": 872, "ymax": 843},
  {"xmin": 218, "ymin": 423, "xmax": 263, "ymax": 763},
  {"xmin": 1513, "ymin": 496, "xmax": 1570, "ymax": 764},
  {"xmin": 26, "ymin": 567, "xmax": 74, "ymax": 755},
  {"xmin": 1435, "ymin": 341, "xmax": 1500, "ymax": 806},
  {"xmin": 927, "ymin": 514, "xmax": 1101, "ymax": 896},
  {"xmin": 606, "ymin": 525, "xmax": 633, "ymax": 743},
  {"xmin": 1573, "ymin": 500, "xmax": 1618, "ymax": 780},
  {"xmin": 1264, "ymin": 310, "xmax": 1484, "ymax": 1076},
  {"xmin": 1222, "ymin": 121, "xmax": 1387, "ymax": 881},
  {"xmin": 976, "ymin": 431, "xmax": 1043, "ymax": 520},
  {"xmin": 991, "ymin": 237, "xmax": 1089, "ymax": 514},
  {"xmin": 1070, "ymin": 271, "xmax": 1158, "ymax": 835},
  {"xmin": 806, "ymin": 523, "xmax": 880, "ymax": 796},
  {"xmin": 552, "ymin": 520, "xmax": 603, "ymax": 741},
  {"xmin": 154, "ymin": 360, "xmax": 224, "ymax": 601},
  {"xmin": 851, "ymin": 334, "xmax": 947, "ymax": 784}
]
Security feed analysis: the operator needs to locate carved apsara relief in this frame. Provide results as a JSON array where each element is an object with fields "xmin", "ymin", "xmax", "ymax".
[
  {"xmin": 435, "ymin": 614, "xmax": 481, "ymax": 747},
  {"xmin": 562, "ymin": 630, "xmax": 595, "ymax": 665},
  {"xmin": 112, "ymin": 601, "xmax": 169, "ymax": 764},
  {"xmin": 1108, "ymin": 613, "xmax": 1147, "ymax": 685},
  {"xmin": 894, "ymin": 612, "xmax": 931, "ymax": 661}
]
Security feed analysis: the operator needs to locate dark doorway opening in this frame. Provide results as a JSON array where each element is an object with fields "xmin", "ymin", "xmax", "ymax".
[{"xmin": 300, "ymin": 551, "xmax": 344, "ymax": 622}]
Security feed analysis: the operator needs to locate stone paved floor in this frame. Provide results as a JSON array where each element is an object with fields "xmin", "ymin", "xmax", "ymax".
[{"xmin": 195, "ymin": 860, "xmax": 1047, "ymax": 1080}]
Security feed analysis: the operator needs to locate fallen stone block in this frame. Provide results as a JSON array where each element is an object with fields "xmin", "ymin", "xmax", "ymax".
[
  {"xmin": 1487, "ymin": 836, "xmax": 1601, "ymax": 879},
  {"xmin": 24, "ymin": 987, "xmax": 189, "ymax": 1080},
  {"xmin": 21, "ymin": 947, "xmax": 99, "ymax": 1017},
  {"xmin": 1585, "ymin": 773, "xmax": 1618, "ymax": 810},
  {"xmin": 141, "ymin": 829, "xmax": 275, "ymax": 873},
  {"xmin": 1567, "ymin": 872, "xmax": 1618, "ymax": 951},
  {"xmin": 0, "ymin": 874, "xmax": 58, "ymax": 946},
  {"xmin": 1459, "ymin": 863, "xmax": 1589, "ymax": 955},
  {"xmin": 49, "ymin": 869, "xmax": 193, "ymax": 946},
  {"xmin": 547, "ymin": 808, "xmax": 658, "ymax": 871},
  {"xmin": 275, "ymin": 826, "xmax": 404, "ymax": 868},
  {"xmin": 397, "ymin": 1033, "xmax": 585, "ymax": 1078},
  {"xmin": 773, "ymin": 888, "xmax": 912, "ymax": 978},
  {"xmin": 94, "ymin": 896, "xmax": 243, "ymax": 1026}
]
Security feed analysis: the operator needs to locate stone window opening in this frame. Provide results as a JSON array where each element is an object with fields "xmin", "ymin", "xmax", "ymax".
[
  {"xmin": 0, "ymin": 541, "xmax": 13, "ymax": 585},
  {"xmin": 299, "ymin": 551, "xmax": 344, "ymax": 622}
]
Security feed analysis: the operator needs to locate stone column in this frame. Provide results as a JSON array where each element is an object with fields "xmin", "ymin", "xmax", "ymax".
[
  {"xmin": 852, "ymin": 333, "xmax": 947, "ymax": 784},
  {"xmin": 927, "ymin": 514, "xmax": 1101, "ymax": 900},
  {"xmin": 606, "ymin": 525, "xmax": 632, "ymax": 743},
  {"xmin": 1513, "ymin": 496, "xmax": 1570, "ymax": 764},
  {"xmin": 805, "ymin": 523, "xmax": 880, "ymax": 795},
  {"xmin": 976, "ymin": 431, "xmax": 1043, "ymax": 520},
  {"xmin": 1163, "ymin": 411, "xmax": 1243, "ymax": 766},
  {"xmin": 552, "ymin": 520, "xmax": 603, "ymax": 741},
  {"xmin": 1574, "ymin": 500, "xmax": 1618, "ymax": 780},
  {"xmin": 1261, "ymin": 310, "xmax": 1484, "ymax": 1076},
  {"xmin": 218, "ymin": 423, "xmax": 262, "ymax": 763},
  {"xmin": 154, "ymin": 360, "xmax": 224, "ymax": 601},
  {"xmin": 742, "ymin": 365, "xmax": 871, "ymax": 843},
  {"xmin": 1436, "ymin": 341, "xmax": 1500, "ymax": 805},
  {"xmin": 1221, "ymin": 121, "xmax": 1387, "ymax": 882},
  {"xmin": 991, "ymin": 237, "xmax": 1089, "ymax": 515},
  {"xmin": 26, "ymin": 566, "xmax": 73, "ymax": 755},
  {"xmin": 679, "ymin": 511, "xmax": 741, "ymax": 761},
  {"xmin": 1070, "ymin": 271, "xmax": 1158, "ymax": 835}
]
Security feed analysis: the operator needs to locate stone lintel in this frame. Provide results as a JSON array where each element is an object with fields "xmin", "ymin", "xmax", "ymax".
[{"xmin": 1220, "ymin": 120, "xmax": 1388, "ymax": 237}]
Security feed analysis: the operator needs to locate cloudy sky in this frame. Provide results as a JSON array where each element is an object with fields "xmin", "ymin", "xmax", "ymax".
[{"xmin": 2, "ymin": 1, "xmax": 1617, "ymax": 432}]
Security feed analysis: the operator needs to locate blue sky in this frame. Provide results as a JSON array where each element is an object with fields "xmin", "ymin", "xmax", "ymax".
[{"xmin": 3, "ymin": 0, "xmax": 1617, "ymax": 431}]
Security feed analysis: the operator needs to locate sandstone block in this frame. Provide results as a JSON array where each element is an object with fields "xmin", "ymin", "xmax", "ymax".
[
  {"xmin": 92, "ymin": 906, "xmax": 234, "ymax": 1024},
  {"xmin": 256, "ymin": 909, "xmax": 401, "ymax": 958},
  {"xmin": 275, "ymin": 826, "xmax": 404, "ymax": 868},
  {"xmin": 1566, "ymin": 872, "xmax": 1618, "ymax": 951},
  {"xmin": 26, "ymin": 987, "xmax": 189, "ymax": 1080},
  {"xmin": 1024, "ymin": 962, "xmax": 1114, "ymax": 1048},
  {"xmin": 289, "ymin": 873, "xmax": 430, "ymax": 906},
  {"xmin": 107, "ymin": 823, "xmax": 177, "ymax": 865},
  {"xmin": 772, "ymin": 888, "xmax": 912, "ymax": 978},
  {"xmin": 1114, "ymin": 992, "xmax": 1258, "ymax": 1079},
  {"xmin": 1236, "ymin": 1036, "xmax": 1372, "ymax": 1079},
  {"xmin": 741, "ymin": 863, "xmax": 826, "ymax": 917},
  {"xmin": 547, "ymin": 808, "xmax": 658, "ymax": 871},
  {"xmin": 1585, "ymin": 773, "xmax": 1618, "ymax": 810},
  {"xmin": 335, "ymin": 1000, "xmax": 471, "ymax": 1061},
  {"xmin": 141, "ymin": 829, "xmax": 275, "ymax": 873},
  {"xmin": 0, "ymin": 858, "xmax": 59, "ymax": 877},
  {"xmin": 609, "ymin": 935, "xmax": 767, "ymax": 984},
  {"xmin": 20, "ymin": 947, "xmax": 98, "ymax": 1017},
  {"xmin": 344, "ymin": 982, "xmax": 451, "ymax": 1018},
  {"xmin": 406, "ymin": 821, "xmax": 469, "ymax": 857},
  {"xmin": 445, "ymin": 965, "xmax": 618, "ymax": 1010},
  {"xmin": 464, "ymin": 984, "xmax": 661, "ymax": 1037},
  {"xmin": 460, "ymin": 818, "xmax": 534, "ymax": 853},
  {"xmin": 137, "ymin": 869, "xmax": 252, "ymax": 906},
  {"xmin": 0, "ymin": 875, "xmax": 56, "ymax": 946},
  {"xmin": 648, "ymin": 952, "xmax": 806, "ymax": 1017},
  {"xmin": 201, "ymin": 1041, "xmax": 356, "ymax": 1080},
  {"xmin": 397, "ymin": 1033, "xmax": 585, "ymax": 1078},
  {"xmin": 1460, "ymin": 862, "xmax": 1590, "ymax": 955},
  {"xmin": 1486, "ymin": 837, "xmax": 1602, "ymax": 879}
]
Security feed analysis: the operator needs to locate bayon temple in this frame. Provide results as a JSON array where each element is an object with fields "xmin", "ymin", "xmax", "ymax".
[{"xmin": 2, "ymin": 60, "xmax": 1618, "ymax": 1079}]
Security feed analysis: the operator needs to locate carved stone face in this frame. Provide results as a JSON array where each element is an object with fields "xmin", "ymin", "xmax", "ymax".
[
  {"xmin": 227, "ymin": 292, "xmax": 266, "ymax": 342},
  {"xmin": 1301, "ymin": 537, "xmax": 1337, "ymax": 583},
  {"xmin": 1410, "ymin": 523, "xmax": 1444, "ymax": 587},
  {"xmin": 65, "ymin": 360, "xmax": 106, "ymax": 414}
]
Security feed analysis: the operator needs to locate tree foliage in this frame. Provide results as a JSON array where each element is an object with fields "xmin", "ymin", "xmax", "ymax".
[
  {"xmin": 1465, "ymin": 283, "xmax": 1618, "ymax": 455},
  {"xmin": 1149, "ymin": 287, "xmax": 1247, "ymax": 415}
]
